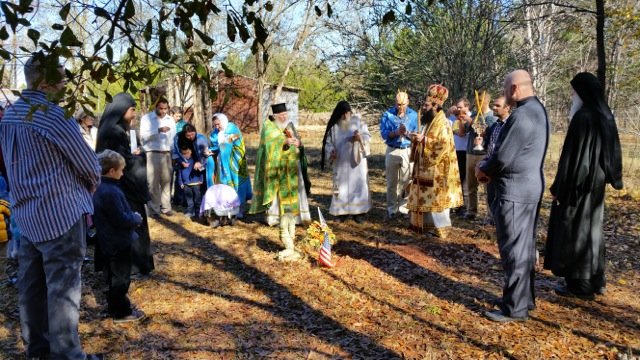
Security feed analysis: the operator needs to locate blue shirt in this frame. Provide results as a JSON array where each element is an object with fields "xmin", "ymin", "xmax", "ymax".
[
  {"xmin": 0, "ymin": 90, "xmax": 100, "ymax": 242},
  {"xmin": 178, "ymin": 157, "xmax": 204, "ymax": 186},
  {"xmin": 380, "ymin": 107, "xmax": 418, "ymax": 149}
]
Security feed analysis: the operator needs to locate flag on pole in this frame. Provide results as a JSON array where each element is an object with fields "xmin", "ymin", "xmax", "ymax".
[
  {"xmin": 317, "ymin": 207, "xmax": 335, "ymax": 267},
  {"xmin": 318, "ymin": 232, "xmax": 334, "ymax": 268}
]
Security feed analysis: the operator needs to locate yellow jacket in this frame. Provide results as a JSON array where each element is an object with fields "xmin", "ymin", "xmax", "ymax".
[{"xmin": 0, "ymin": 199, "xmax": 10, "ymax": 243}]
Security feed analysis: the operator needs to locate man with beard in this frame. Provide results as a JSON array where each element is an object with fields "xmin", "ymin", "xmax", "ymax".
[
  {"xmin": 483, "ymin": 95, "xmax": 511, "ymax": 221},
  {"xmin": 249, "ymin": 103, "xmax": 311, "ymax": 261},
  {"xmin": 407, "ymin": 84, "xmax": 463, "ymax": 238},
  {"xmin": 321, "ymin": 101, "xmax": 372, "ymax": 223},
  {"xmin": 476, "ymin": 70, "xmax": 550, "ymax": 322},
  {"xmin": 545, "ymin": 72, "xmax": 623, "ymax": 299},
  {"xmin": 140, "ymin": 98, "xmax": 176, "ymax": 218}
]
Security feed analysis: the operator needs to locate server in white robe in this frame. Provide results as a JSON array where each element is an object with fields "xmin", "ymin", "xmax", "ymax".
[{"xmin": 321, "ymin": 101, "xmax": 372, "ymax": 223}]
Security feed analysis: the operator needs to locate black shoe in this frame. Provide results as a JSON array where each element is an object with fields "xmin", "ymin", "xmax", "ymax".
[
  {"xmin": 353, "ymin": 214, "xmax": 364, "ymax": 224},
  {"xmin": 492, "ymin": 299, "xmax": 536, "ymax": 311},
  {"xmin": 113, "ymin": 309, "xmax": 146, "ymax": 324},
  {"xmin": 86, "ymin": 354, "xmax": 105, "ymax": 360},
  {"xmin": 595, "ymin": 286, "xmax": 607, "ymax": 295},
  {"xmin": 150, "ymin": 213, "xmax": 161, "ymax": 219},
  {"xmin": 484, "ymin": 310, "xmax": 528, "ymax": 323},
  {"xmin": 131, "ymin": 273, "xmax": 151, "ymax": 281},
  {"xmin": 554, "ymin": 285, "xmax": 595, "ymax": 300},
  {"xmin": 464, "ymin": 213, "xmax": 476, "ymax": 220}
]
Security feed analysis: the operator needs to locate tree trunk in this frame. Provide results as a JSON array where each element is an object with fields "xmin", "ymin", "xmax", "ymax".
[
  {"xmin": 273, "ymin": 0, "xmax": 316, "ymax": 101},
  {"xmin": 596, "ymin": 0, "xmax": 606, "ymax": 94}
]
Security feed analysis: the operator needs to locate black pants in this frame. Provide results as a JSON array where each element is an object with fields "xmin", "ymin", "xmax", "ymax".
[
  {"xmin": 495, "ymin": 199, "xmax": 538, "ymax": 318},
  {"xmin": 106, "ymin": 247, "xmax": 133, "ymax": 318},
  {"xmin": 184, "ymin": 184, "xmax": 202, "ymax": 216}
]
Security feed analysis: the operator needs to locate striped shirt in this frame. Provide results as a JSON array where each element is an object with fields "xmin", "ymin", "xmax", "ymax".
[{"xmin": 0, "ymin": 90, "xmax": 100, "ymax": 242}]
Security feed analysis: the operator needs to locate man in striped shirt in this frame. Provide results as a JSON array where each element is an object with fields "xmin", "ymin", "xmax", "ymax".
[{"xmin": 0, "ymin": 53, "xmax": 102, "ymax": 359}]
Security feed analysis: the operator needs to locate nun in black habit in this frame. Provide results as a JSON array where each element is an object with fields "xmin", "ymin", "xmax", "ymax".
[
  {"xmin": 545, "ymin": 72, "xmax": 623, "ymax": 298},
  {"xmin": 96, "ymin": 93, "xmax": 155, "ymax": 276}
]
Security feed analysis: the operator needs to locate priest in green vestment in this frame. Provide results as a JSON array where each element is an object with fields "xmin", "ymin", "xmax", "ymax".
[{"xmin": 249, "ymin": 103, "xmax": 311, "ymax": 261}]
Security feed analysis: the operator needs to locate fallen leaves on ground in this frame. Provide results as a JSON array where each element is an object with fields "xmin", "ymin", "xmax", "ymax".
[{"xmin": 0, "ymin": 130, "xmax": 638, "ymax": 359}]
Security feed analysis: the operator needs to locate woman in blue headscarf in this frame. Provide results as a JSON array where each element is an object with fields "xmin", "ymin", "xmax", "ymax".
[{"xmin": 205, "ymin": 113, "xmax": 252, "ymax": 216}]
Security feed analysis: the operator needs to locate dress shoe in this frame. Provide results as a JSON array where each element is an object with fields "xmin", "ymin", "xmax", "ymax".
[
  {"xmin": 464, "ymin": 212, "xmax": 476, "ymax": 220},
  {"xmin": 595, "ymin": 286, "xmax": 607, "ymax": 295},
  {"xmin": 484, "ymin": 310, "xmax": 528, "ymax": 323},
  {"xmin": 554, "ymin": 285, "xmax": 595, "ymax": 300}
]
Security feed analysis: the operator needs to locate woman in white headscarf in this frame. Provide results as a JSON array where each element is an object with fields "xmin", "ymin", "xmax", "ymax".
[{"xmin": 205, "ymin": 113, "xmax": 252, "ymax": 215}]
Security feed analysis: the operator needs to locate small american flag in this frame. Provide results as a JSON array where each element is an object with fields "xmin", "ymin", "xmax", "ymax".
[{"xmin": 318, "ymin": 232, "xmax": 334, "ymax": 268}]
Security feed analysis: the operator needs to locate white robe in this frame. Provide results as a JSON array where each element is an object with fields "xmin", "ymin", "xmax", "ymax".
[{"xmin": 325, "ymin": 115, "xmax": 372, "ymax": 216}]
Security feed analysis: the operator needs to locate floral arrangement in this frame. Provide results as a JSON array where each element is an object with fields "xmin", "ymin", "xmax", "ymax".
[{"xmin": 301, "ymin": 221, "xmax": 337, "ymax": 250}]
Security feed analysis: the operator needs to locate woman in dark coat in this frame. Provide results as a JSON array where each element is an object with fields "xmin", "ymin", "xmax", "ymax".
[
  {"xmin": 96, "ymin": 93, "xmax": 155, "ymax": 275},
  {"xmin": 545, "ymin": 72, "xmax": 623, "ymax": 298}
]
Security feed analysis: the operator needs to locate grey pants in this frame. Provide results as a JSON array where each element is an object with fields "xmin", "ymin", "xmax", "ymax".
[
  {"xmin": 19, "ymin": 218, "xmax": 87, "ymax": 359},
  {"xmin": 385, "ymin": 146, "xmax": 411, "ymax": 215},
  {"xmin": 495, "ymin": 199, "xmax": 537, "ymax": 318},
  {"xmin": 146, "ymin": 151, "xmax": 173, "ymax": 215}
]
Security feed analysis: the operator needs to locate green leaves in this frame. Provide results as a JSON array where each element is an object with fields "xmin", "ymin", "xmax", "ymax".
[
  {"xmin": 227, "ymin": 14, "xmax": 237, "ymax": 42},
  {"xmin": 123, "ymin": 0, "xmax": 136, "ymax": 20},
  {"xmin": 59, "ymin": 3, "xmax": 71, "ymax": 21},
  {"xmin": 94, "ymin": 7, "xmax": 110, "ymax": 20},
  {"xmin": 27, "ymin": 28, "xmax": 39, "ymax": 46},
  {"xmin": 194, "ymin": 28, "xmax": 214, "ymax": 46},
  {"xmin": 0, "ymin": 27, "xmax": 8, "ymax": 41},
  {"xmin": 60, "ymin": 27, "xmax": 82, "ymax": 47},
  {"xmin": 144, "ymin": 20, "xmax": 153, "ymax": 42}
]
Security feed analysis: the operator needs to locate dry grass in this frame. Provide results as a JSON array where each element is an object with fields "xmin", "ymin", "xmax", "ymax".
[{"xmin": 0, "ymin": 127, "xmax": 638, "ymax": 359}]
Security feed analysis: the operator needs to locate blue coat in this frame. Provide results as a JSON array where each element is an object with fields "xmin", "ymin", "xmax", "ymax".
[{"xmin": 93, "ymin": 177, "xmax": 142, "ymax": 256}]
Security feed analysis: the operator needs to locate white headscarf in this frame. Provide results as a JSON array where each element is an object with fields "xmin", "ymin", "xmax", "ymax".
[{"xmin": 213, "ymin": 113, "xmax": 230, "ymax": 144}]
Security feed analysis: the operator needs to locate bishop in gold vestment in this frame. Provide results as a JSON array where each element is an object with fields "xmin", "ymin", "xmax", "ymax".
[{"xmin": 407, "ymin": 84, "xmax": 463, "ymax": 238}]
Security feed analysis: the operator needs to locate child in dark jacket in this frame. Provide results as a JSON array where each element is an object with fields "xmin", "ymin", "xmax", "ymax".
[
  {"xmin": 93, "ymin": 150, "xmax": 145, "ymax": 323},
  {"xmin": 178, "ymin": 147, "xmax": 204, "ymax": 218}
]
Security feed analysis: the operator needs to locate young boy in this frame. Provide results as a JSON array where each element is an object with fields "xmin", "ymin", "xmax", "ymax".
[
  {"xmin": 93, "ymin": 150, "xmax": 145, "ymax": 323},
  {"xmin": 178, "ymin": 146, "xmax": 203, "ymax": 218}
]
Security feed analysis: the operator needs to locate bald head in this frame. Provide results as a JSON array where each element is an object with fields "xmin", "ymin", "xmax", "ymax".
[{"xmin": 504, "ymin": 70, "xmax": 535, "ymax": 105}]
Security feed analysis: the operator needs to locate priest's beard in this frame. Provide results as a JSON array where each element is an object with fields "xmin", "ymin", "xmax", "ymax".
[
  {"xmin": 421, "ymin": 109, "xmax": 435, "ymax": 128},
  {"xmin": 275, "ymin": 118, "xmax": 289, "ymax": 130},
  {"xmin": 569, "ymin": 93, "xmax": 584, "ymax": 120}
]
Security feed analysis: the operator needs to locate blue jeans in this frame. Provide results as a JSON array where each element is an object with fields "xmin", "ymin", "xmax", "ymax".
[
  {"xmin": 18, "ymin": 217, "xmax": 87, "ymax": 359},
  {"xmin": 184, "ymin": 184, "xmax": 202, "ymax": 216}
]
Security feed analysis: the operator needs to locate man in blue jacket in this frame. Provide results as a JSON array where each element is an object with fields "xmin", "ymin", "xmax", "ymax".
[{"xmin": 380, "ymin": 91, "xmax": 418, "ymax": 219}]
